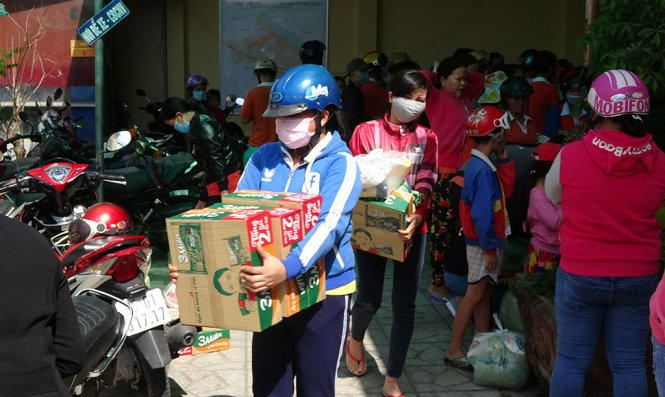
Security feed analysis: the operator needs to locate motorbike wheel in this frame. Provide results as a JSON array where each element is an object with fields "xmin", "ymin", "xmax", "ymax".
[{"xmin": 135, "ymin": 348, "xmax": 171, "ymax": 397}]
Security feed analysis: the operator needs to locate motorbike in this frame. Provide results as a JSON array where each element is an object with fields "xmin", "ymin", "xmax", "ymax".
[
  {"xmin": 0, "ymin": 159, "xmax": 126, "ymax": 244},
  {"xmin": 0, "ymin": 131, "xmax": 202, "ymax": 250},
  {"xmin": 27, "ymin": 88, "xmax": 94, "ymax": 162},
  {"xmin": 66, "ymin": 288, "xmax": 133, "ymax": 396},
  {"xmin": 59, "ymin": 233, "xmax": 196, "ymax": 396},
  {"xmin": 101, "ymin": 130, "xmax": 203, "ymax": 249},
  {"xmin": 0, "ymin": 175, "xmax": 196, "ymax": 396}
]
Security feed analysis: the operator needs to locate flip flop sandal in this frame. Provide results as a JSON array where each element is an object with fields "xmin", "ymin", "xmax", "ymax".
[
  {"xmin": 345, "ymin": 338, "xmax": 367, "ymax": 376},
  {"xmin": 382, "ymin": 391, "xmax": 404, "ymax": 397},
  {"xmin": 444, "ymin": 356, "xmax": 473, "ymax": 372},
  {"xmin": 429, "ymin": 292, "xmax": 449, "ymax": 302}
]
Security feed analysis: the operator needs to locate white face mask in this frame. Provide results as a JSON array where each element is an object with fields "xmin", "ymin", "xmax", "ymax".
[
  {"xmin": 275, "ymin": 116, "xmax": 315, "ymax": 149},
  {"xmin": 566, "ymin": 93, "xmax": 585, "ymax": 105},
  {"xmin": 391, "ymin": 96, "xmax": 426, "ymax": 123}
]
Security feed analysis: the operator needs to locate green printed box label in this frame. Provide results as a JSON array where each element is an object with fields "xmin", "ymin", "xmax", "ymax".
[
  {"xmin": 305, "ymin": 262, "xmax": 322, "ymax": 307},
  {"xmin": 257, "ymin": 289, "xmax": 275, "ymax": 330},
  {"xmin": 228, "ymin": 190, "xmax": 283, "ymax": 200},
  {"xmin": 177, "ymin": 224, "xmax": 206, "ymax": 274}
]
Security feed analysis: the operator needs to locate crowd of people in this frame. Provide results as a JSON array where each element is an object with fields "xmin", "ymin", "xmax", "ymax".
[
  {"xmin": 161, "ymin": 43, "xmax": 665, "ymax": 396},
  {"xmin": 163, "ymin": 43, "xmax": 665, "ymax": 397},
  {"xmin": 9, "ymin": 36, "xmax": 663, "ymax": 396}
]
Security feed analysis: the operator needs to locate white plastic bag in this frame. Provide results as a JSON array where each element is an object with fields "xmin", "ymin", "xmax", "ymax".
[
  {"xmin": 466, "ymin": 329, "xmax": 531, "ymax": 389},
  {"xmin": 354, "ymin": 149, "xmax": 411, "ymax": 198}
]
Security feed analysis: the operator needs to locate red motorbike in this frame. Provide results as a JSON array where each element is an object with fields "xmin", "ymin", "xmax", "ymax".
[{"xmin": 0, "ymin": 170, "xmax": 196, "ymax": 396}]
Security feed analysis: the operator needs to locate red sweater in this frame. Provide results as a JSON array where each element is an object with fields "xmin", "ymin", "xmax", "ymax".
[
  {"xmin": 360, "ymin": 81, "xmax": 388, "ymax": 118},
  {"xmin": 420, "ymin": 70, "xmax": 473, "ymax": 169},
  {"xmin": 558, "ymin": 129, "xmax": 665, "ymax": 276},
  {"xmin": 350, "ymin": 114, "xmax": 438, "ymax": 234},
  {"xmin": 528, "ymin": 78, "xmax": 559, "ymax": 134}
]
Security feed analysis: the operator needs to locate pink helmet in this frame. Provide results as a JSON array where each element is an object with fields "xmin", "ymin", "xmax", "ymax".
[{"xmin": 585, "ymin": 69, "xmax": 649, "ymax": 117}]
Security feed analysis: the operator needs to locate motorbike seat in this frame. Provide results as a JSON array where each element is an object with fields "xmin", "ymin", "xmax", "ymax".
[
  {"xmin": 70, "ymin": 295, "xmax": 122, "ymax": 382},
  {"xmin": 61, "ymin": 236, "xmax": 117, "ymax": 268}
]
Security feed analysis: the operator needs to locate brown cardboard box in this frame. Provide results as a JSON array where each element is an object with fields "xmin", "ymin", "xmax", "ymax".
[
  {"xmin": 166, "ymin": 208, "xmax": 282, "ymax": 332},
  {"xmin": 223, "ymin": 190, "xmax": 322, "ymax": 233},
  {"xmin": 351, "ymin": 190, "xmax": 414, "ymax": 261},
  {"xmin": 210, "ymin": 203, "xmax": 304, "ymax": 259},
  {"xmin": 214, "ymin": 199, "xmax": 326, "ymax": 317}
]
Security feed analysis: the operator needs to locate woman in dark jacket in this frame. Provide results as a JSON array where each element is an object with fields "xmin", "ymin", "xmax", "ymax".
[{"xmin": 161, "ymin": 97, "xmax": 243, "ymax": 207}]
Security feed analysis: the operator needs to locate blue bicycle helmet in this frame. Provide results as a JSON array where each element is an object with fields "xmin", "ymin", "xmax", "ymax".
[
  {"xmin": 186, "ymin": 74, "xmax": 208, "ymax": 89},
  {"xmin": 263, "ymin": 64, "xmax": 342, "ymax": 118}
]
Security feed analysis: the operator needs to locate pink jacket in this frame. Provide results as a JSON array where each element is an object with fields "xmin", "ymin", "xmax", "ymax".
[
  {"xmin": 350, "ymin": 114, "xmax": 438, "ymax": 234},
  {"xmin": 420, "ymin": 70, "xmax": 473, "ymax": 169},
  {"xmin": 526, "ymin": 187, "xmax": 562, "ymax": 254},
  {"xmin": 650, "ymin": 276, "xmax": 665, "ymax": 344},
  {"xmin": 556, "ymin": 129, "xmax": 665, "ymax": 277}
]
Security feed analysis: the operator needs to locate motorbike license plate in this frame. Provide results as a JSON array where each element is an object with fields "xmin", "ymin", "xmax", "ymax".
[{"xmin": 127, "ymin": 288, "xmax": 172, "ymax": 336}]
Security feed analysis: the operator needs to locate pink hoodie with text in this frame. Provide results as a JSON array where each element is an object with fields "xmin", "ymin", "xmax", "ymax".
[{"xmin": 558, "ymin": 129, "xmax": 665, "ymax": 277}]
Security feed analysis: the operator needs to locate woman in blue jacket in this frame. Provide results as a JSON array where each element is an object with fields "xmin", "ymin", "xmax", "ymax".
[{"xmin": 238, "ymin": 64, "xmax": 363, "ymax": 396}]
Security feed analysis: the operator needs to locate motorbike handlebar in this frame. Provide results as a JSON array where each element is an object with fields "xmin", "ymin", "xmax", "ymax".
[
  {"xmin": 99, "ymin": 174, "xmax": 127, "ymax": 185},
  {"xmin": 0, "ymin": 180, "xmax": 18, "ymax": 195}
]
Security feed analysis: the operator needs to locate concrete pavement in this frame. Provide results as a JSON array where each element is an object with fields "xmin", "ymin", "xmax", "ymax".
[{"xmin": 154, "ymin": 259, "xmax": 548, "ymax": 397}]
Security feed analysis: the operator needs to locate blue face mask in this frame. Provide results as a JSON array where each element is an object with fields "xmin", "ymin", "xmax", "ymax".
[
  {"xmin": 192, "ymin": 90, "xmax": 206, "ymax": 101},
  {"xmin": 174, "ymin": 117, "xmax": 190, "ymax": 133}
]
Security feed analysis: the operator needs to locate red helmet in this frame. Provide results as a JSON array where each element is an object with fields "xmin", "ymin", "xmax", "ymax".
[
  {"xmin": 466, "ymin": 106, "xmax": 510, "ymax": 137},
  {"xmin": 69, "ymin": 203, "xmax": 132, "ymax": 244}
]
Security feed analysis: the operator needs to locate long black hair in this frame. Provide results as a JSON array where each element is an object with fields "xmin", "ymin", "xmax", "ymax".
[{"xmin": 160, "ymin": 97, "xmax": 198, "ymax": 121}]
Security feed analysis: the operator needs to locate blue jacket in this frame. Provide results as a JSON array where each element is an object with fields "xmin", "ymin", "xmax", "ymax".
[
  {"xmin": 460, "ymin": 150, "xmax": 515, "ymax": 253},
  {"xmin": 237, "ymin": 132, "xmax": 362, "ymax": 290}
]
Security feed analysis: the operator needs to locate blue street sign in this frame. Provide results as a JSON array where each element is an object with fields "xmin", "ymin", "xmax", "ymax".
[{"xmin": 77, "ymin": 0, "xmax": 130, "ymax": 45}]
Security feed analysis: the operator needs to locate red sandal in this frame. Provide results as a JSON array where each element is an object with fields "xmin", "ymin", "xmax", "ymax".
[{"xmin": 345, "ymin": 338, "xmax": 366, "ymax": 376}]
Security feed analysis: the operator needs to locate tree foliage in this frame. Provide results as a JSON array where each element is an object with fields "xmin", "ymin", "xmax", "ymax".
[{"xmin": 577, "ymin": 0, "xmax": 665, "ymax": 141}]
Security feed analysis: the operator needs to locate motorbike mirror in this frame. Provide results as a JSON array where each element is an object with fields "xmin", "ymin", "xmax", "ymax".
[
  {"xmin": 54, "ymin": 88, "xmax": 63, "ymax": 101},
  {"xmin": 136, "ymin": 89, "xmax": 146, "ymax": 97},
  {"xmin": 235, "ymin": 97, "xmax": 244, "ymax": 106},
  {"xmin": 106, "ymin": 130, "xmax": 132, "ymax": 151},
  {"xmin": 76, "ymin": 118, "xmax": 88, "ymax": 128},
  {"xmin": 225, "ymin": 95, "xmax": 237, "ymax": 103},
  {"xmin": 18, "ymin": 112, "xmax": 29, "ymax": 122},
  {"xmin": 46, "ymin": 96, "xmax": 53, "ymax": 108}
]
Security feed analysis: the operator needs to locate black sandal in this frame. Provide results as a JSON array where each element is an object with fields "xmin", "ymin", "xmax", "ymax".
[{"xmin": 444, "ymin": 356, "xmax": 473, "ymax": 372}]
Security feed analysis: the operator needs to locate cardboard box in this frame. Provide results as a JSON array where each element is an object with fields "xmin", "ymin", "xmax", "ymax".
[
  {"xmin": 351, "ymin": 190, "xmax": 414, "ymax": 261},
  {"xmin": 212, "ymin": 203, "xmax": 305, "ymax": 260},
  {"xmin": 166, "ymin": 208, "xmax": 283, "ymax": 332},
  {"xmin": 177, "ymin": 328, "xmax": 231, "ymax": 356},
  {"xmin": 167, "ymin": 199, "xmax": 327, "ymax": 331},
  {"xmin": 282, "ymin": 257, "xmax": 326, "ymax": 317},
  {"xmin": 223, "ymin": 190, "xmax": 322, "ymax": 233},
  {"xmin": 211, "ymin": 202, "xmax": 326, "ymax": 317}
]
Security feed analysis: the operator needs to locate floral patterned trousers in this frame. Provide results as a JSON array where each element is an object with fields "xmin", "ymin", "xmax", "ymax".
[{"xmin": 429, "ymin": 172, "xmax": 461, "ymax": 286}]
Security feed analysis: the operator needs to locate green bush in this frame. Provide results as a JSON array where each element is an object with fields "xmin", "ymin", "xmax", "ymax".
[{"xmin": 577, "ymin": 0, "xmax": 665, "ymax": 146}]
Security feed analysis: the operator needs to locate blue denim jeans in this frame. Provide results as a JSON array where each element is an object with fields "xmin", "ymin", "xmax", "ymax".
[
  {"xmin": 654, "ymin": 336, "xmax": 665, "ymax": 396},
  {"xmin": 350, "ymin": 234, "xmax": 426, "ymax": 378},
  {"xmin": 550, "ymin": 267, "xmax": 657, "ymax": 397}
]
